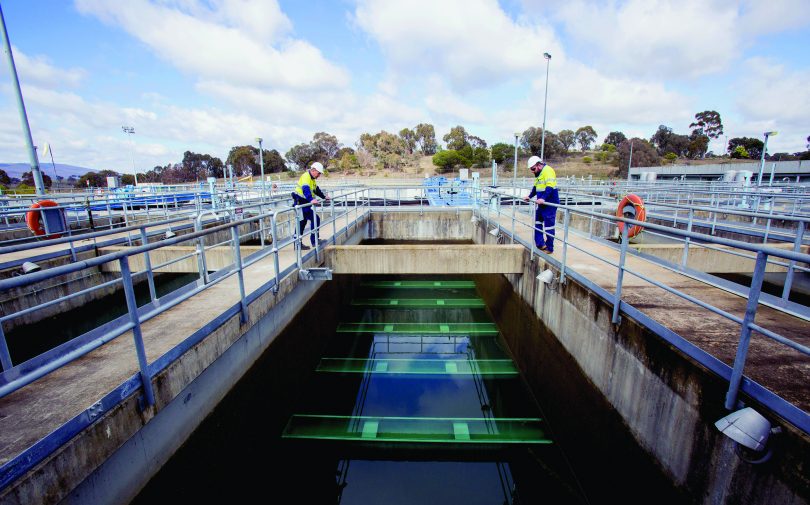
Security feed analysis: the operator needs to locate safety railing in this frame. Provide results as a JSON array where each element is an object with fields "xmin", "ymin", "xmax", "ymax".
[
  {"xmin": 0, "ymin": 187, "xmax": 372, "ymax": 403},
  {"xmin": 479, "ymin": 187, "xmax": 810, "ymax": 430}
]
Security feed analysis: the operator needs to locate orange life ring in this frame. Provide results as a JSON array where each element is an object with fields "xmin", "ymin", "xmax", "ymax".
[
  {"xmin": 25, "ymin": 200, "xmax": 62, "ymax": 238},
  {"xmin": 616, "ymin": 193, "xmax": 646, "ymax": 238}
]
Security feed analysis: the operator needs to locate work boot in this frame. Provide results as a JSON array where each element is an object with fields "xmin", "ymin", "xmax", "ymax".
[{"xmin": 300, "ymin": 244, "xmax": 310, "ymax": 250}]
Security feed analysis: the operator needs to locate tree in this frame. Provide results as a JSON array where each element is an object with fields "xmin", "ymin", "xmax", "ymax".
[
  {"xmin": 312, "ymin": 132, "xmax": 341, "ymax": 161},
  {"xmin": 181, "ymin": 151, "xmax": 225, "ymax": 181},
  {"xmin": 432, "ymin": 150, "xmax": 465, "ymax": 173},
  {"xmin": 731, "ymin": 146, "xmax": 750, "ymax": 159},
  {"xmin": 284, "ymin": 143, "xmax": 319, "ymax": 172},
  {"xmin": 227, "ymin": 146, "xmax": 260, "ymax": 177},
  {"xmin": 575, "ymin": 126, "xmax": 598, "ymax": 151},
  {"xmin": 728, "ymin": 137, "xmax": 764, "ymax": 159},
  {"xmin": 22, "ymin": 171, "xmax": 52, "ymax": 188},
  {"xmin": 687, "ymin": 132, "xmax": 710, "ymax": 159},
  {"xmin": 399, "ymin": 128, "xmax": 417, "ymax": 154},
  {"xmin": 443, "ymin": 125, "xmax": 470, "ymax": 151},
  {"xmin": 0, "ymin": 169, "xmax": 10, "ymax": 185},
  {"xmin": 558, "ymin": 129, "xmax": 576, "ymax": 152},
  {"xmin": 616, "ymin": 139, "xmax": 660, "ymax": 177},
  {"xmin": 689, "ymin": 111, "xmax": 723, "ymax": 140},
  {"xmin": 358, "ymin": 131, "xmax": 408, "ymax": 170},
  {"xmin": 650, "ymin": 125, "xmax": 673, "ymax": 154},
  {"xmin": 490, "ymin": 143, "xmax": 513, "ymax": 164},
  {"xmin": 121, "ymin": 174, "xmax": 136, "ymax": 185},
  {"xmin": 520, "ymin": 127, "xmax": 563, "ymax": 160},
  {"xmin": 604, "ymin": 131, "xmax": 627, "ymax": 147},
  {"xmin": 414, "ymin": 123, "xmax": 438, "ymax": 155}
]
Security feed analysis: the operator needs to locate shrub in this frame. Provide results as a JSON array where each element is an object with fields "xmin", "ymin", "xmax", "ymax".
[
  {"xmin": 664, "ymin": 152, "xmax": 677, "ymax": 163},
  {"xmin": 582, "ymin": 156, "xmax": 592, "ymax": 164}
]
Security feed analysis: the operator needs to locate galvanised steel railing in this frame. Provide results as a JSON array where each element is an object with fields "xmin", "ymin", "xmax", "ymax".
[
  {"xmin": 479, "ymin": 187, "xmax": 809, "ymax": 428},
  {"xmin": 0, "ymin": 187, "xmax": 372, "ymax": 402}
]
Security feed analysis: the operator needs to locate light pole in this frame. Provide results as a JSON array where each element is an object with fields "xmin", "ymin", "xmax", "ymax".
[
  {"xmin": 256, "ymin": 137, "xmax": 265, "ymax": 202},
  {"xmin": 513, "ymin": 132, "xmax": 519, "ymax": 186},
  {"xmin": 1, "ymin": 3, "xmax": 44, "ymax": 195},
  {"xmin": 122, "ymin": 126, "xmax": 137, "ymax": 185},
  {"xmin": 757, "ymin": 131, "xmax": 777, "ymax": 187},
  {"xmin": 628, "ymin": 139, "xmax": 634, "ymax": 173},
  {"xmin": 540, "ymin": 52, "xmax": 551, "ymax": 162}
]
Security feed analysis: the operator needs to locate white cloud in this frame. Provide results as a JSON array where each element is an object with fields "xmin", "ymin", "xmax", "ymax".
[
  {"xmin": 75, "ymin": 0, "xmax": 349, "ymax": 91},
  {"xmin": 352, "ymin": 0, "xmax": 561, "ymax": 92},
  {"xmin": 554, "ymin": 0, "xmax": 740, "ymax": 80},
  {"xmin": 7, "ymin": 47, "xmax": 85, "ymax": 88},
  {"xmin": 733, "ymin": 57, "xmax": 810, "ymax": 153}
]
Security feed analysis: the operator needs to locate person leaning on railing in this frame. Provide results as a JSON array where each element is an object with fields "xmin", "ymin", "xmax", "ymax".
[
  {"xmin": 291, "ymin": 161, "xmax": 330, "ymax": 250},
  {"xmin": 522, "ymin": 155, "xmax": 559, "ymax": 254}
]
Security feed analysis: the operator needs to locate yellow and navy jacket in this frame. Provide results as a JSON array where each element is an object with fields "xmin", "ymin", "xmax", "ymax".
[
  {"xmin": 528, "ymin": 164, "xmax": 559, "ymax": 204},
  {"xmin": 293, "ymin": 171, "xmax": 325, "ymax": 202}
]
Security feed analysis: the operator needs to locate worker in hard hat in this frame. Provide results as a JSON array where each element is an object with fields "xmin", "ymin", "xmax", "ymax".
[
  {"xmin": 522, "ymin": 156, "xmax": 559, "ymax": 253},
  {"xmin": 292, "ymin": 161, "xmax": 330, "ymax": 250}
]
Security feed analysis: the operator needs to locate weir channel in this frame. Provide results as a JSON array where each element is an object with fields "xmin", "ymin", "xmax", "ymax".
[{"xmin": 0, "ymin": 193, "xmax": 808, "ymax": 505}]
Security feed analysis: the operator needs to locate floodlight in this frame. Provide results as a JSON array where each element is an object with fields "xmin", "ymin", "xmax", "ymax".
[
  {"xmin": 537, "ymin": 269, "xmax": 554, "ymax": 284},
  {"xmin": 715, "ymin": 407, "xmax": 780, "ymax": 463},
  {"xmin": 21, "ymin": 261, "xmax": 41, "ymax": 274},
  {"xmin": 165, "ymin": 229, "xmax": 177, "ymax": 239}
]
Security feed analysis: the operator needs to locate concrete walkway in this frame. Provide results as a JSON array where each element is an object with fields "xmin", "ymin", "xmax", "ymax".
[
  {"xmin": 490, "ymin": 210, "xmax": 810, "ymax": 413},
  {"xmin": 0, "ymin": 211, "xmax": 349, "ymax": 470}
]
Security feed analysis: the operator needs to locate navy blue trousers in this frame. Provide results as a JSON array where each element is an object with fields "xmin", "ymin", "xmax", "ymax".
[
  {"xmin": 534, "ymin": 208, "xmax": 556, "ymax": 251},
  {"xmin": 293, "ymin": 195, "xmax": 320, "ymax": 246}
]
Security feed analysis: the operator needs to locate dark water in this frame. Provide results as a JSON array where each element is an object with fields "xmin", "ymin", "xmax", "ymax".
[
  {"xmin": 6, "ymin": 272, "xmax": 198, "ymax": 364},
  {"xmin": 132, "ymin": 275, "xmax": 588, "ymax": 504}
]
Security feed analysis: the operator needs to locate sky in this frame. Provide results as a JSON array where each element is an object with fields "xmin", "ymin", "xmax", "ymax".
[{"xmin": 0, "ymin": 0, "xmax": 808, "ymax": 175}]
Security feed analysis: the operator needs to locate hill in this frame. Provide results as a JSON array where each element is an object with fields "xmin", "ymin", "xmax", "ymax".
[{"xmin": 0, "ymin": 162, "xmax": 95, "ymax": 180}]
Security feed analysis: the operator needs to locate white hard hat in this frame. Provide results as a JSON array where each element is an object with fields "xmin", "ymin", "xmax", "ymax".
[
  {"xmin": 527, "ymin": 156, "xmax": 543, "ymax": 168},
  {"xmin": 311, "ymin": 161, "xmax": 325, "ymax": 173}
]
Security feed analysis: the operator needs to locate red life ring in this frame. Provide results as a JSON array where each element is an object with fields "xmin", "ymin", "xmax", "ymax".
[
  {"xmin": 616, "ymin": 193, "xmax": 646, "ymax": 238},
  {"xmin": 25, "ymin": 200, "xmax": 62, "ymax": 238}
]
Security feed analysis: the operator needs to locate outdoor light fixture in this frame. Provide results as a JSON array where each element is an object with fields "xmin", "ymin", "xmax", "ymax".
[
  {"xmin": 715, "ymin": 407, "xmax": 779, "ymax": 464},
  {"xmin": 21, "ymin": 261, "xmax": 41, "ymax": 274},
  {"xmin": 488, "ymin": 227, "xmax": 499, "ymax": 236},
  {"xmin": 540, "ymin": 52, "xmax": 551, "ymax": 162},
  {"xmin": 164, "ymin": 229, "xmax": 176, "ymax": 239},
  {"xmin": 537, "ymin": 269, "xmax": 554, "ymax": 284}
]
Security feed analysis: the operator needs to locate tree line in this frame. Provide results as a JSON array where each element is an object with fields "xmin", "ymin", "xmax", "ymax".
[{"xmin": 1, "ymin": 111, "xmax": 808, "ymax": 190}]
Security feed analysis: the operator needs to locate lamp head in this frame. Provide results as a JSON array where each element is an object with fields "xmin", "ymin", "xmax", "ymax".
[
  {"xmin": 22, "ymin": 261, "xmax": 41, "ymax": 274},
  {"xmin": 715, "ymin": 407, "xmax": 771, "ymax": 451},
  {"xmin": 537, "ymin": 269, "xmax": 554, "ymax": 284},
  {"xmin": 165, "ymin": 229, "xmax": 176, "ymax": 239},
  {"xmin": 543, "ymin": 52, "xmax": 551, "ymax": 60}
]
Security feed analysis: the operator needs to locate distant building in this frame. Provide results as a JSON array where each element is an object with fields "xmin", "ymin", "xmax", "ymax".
[{"xmin": 628, "ymin": 160, "xmax": 810, "ymax": 183}]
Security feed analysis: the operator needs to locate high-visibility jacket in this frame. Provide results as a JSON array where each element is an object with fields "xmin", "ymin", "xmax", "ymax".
[
  {"xmin": 293, "ymin": 171, "xmax": 325, "ymax": 201},
  {"xmin": 528, "ymin": 164, "xmax": 559, "ymax": 204}
]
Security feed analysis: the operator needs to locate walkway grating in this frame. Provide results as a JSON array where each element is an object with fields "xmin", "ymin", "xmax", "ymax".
[
  {"xmin": 282, "ymin": 415, "xmax": 550, "ymax": 444},
  {"xmin": 351, "ymin": 298, "xmax": 486, "ymax": 308},
  {"xmin": 336, "ymin": 322, "xmax": 499, "ymax": 335},
  {"xmin": 316, "ymin": 358, "xmax": 518, "ymax": 375}
]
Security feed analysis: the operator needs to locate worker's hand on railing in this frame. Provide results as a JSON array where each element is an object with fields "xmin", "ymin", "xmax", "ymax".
[
  {"xmin": 536, "ymin": 198, "xmax": 545, "ymax": 204},
  {"xmin": 522, "ymin": 196, "xmax": 529, "ymax": 202},
  {"xmin": 311, "ymin": 199, "xmax": 319, "ymax": 206}
]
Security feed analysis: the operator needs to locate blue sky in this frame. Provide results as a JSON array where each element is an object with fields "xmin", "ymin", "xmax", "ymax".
[{"xmin": 0, "ymin": 0, "xmax": 808, "ymax": 174}]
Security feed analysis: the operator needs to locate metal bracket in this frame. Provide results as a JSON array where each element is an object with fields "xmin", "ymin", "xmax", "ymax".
[{"xmin": 299, "ymin": 268, "xmax": 333, "ymax": 281}]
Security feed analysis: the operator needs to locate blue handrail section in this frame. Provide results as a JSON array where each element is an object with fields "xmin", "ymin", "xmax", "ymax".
[{"xmin": 423, "ymin": 176, "xmax": 474, "ymax": 206}]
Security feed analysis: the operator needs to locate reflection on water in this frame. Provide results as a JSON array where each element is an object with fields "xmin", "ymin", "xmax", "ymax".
[{"xmin": 133, "ymin": 275, "xmax": 587, "ymax": 504}]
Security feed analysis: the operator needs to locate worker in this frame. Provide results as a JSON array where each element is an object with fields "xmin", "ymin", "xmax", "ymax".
[
  {"xmin": 291, "ymin": 161, "xmax": 329, "ymax": 250},
  {"xmin": 522, "ymin": 155, "xmax": 559, "ymax": 253}
]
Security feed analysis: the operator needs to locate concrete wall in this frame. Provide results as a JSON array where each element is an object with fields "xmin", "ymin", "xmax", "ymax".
[
  {"xmin": 366, "ymin": 209, "xmax": 473, "ymax": 241},
  {"xmin": 471, "ymin": 220, "xmax": 810, "ymax": 505},
  {"xmin": 325, "ymin": 244, "xmax": 523, "ymax": 274}
]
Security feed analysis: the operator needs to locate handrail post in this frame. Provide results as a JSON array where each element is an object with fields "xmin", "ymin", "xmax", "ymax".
[
  {"xmin": 782, "ymin": 221, "xmax": 804, "ymax": 301},
  {"xmin": 331, "ymin": 197, "xmax": 336, "ymax": 244},
  {"xmin": 681, "ymin": 208, "xmax": 693, "ymax": 269},
  {"xmin": 139, "ymin": 227, "xmax": 157, "ymax": 303},
  {"xmin": 194, "ymin": 216, "xmax": 209, "ymax": 284},
  {"xmin": 725, "ymin": 251, "xmax": 768, "ymax": 410},
  {"xmin": 560, "ymin": 207, "xmax": 570, "ymax": 284},
  {"xmin": 612, "ymin": 224, "xmax": 630, "ymax": 324},
  {"xmin": 119, "ymin": 256, "xmax": 155, "ymax": 407},
  {"xmin": 270, "ymin": 212, "xmax": 280, "ymax": 294},
  {"xmin": 510, "ymin": 195, "xmax": 516, "ymax": 244},
  {"xmin": 230, "ymin": 225, "xmax": 248, "ymax": 324},
  {"xmin": 0, "ymin": 322, "xmax": 12, "ymax": 371}
]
